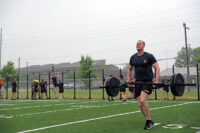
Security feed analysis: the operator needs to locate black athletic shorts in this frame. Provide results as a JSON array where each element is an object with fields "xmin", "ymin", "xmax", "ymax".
[
  {"xmin": 34, "ymin": 88, "xmax": 38, "ymax": 93},
  {"xmin": 41, "ymin": 88, "xmax": 46, "ymax": 93},
  {"xmin": 59, "ymin": 88, "xmax": 64, "ymax": 93},
  {"xmin": 53, "ymin": 83, "xmax": 58, "ymax": 87},
  {"xmin": 163, "ymin": 85, "xmax": 169, "ymax": 92},
  {"xmin": 129, "ymin": 87, "xmax": 135, "ymax": 93},
  {"xmin": 135, "ymin": 80, "xmax": 153, "ymax": 98},
  {"xmin": 120, "ymin": 86, "xmax": 126, "ymax": 92},
  {"xmin": 12, "ymin": 87, "xmax": 16, "ymax": 92}
]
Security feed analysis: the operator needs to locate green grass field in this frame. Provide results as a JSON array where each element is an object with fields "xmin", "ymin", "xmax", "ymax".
[{"xmin": 0, "ymin": 99, "xmax": 200, "ymax": 133}]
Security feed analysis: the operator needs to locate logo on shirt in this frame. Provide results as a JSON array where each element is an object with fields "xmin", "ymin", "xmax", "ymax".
[
  {"xmin": 144, "ymin": 59, "xmax": 147, "ymax": 64},
  {"xmin": 144, "ymin": 89, "xmax": 149, "ymax": 93}
]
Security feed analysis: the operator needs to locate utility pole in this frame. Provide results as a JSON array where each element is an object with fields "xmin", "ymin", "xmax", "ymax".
[
  {"xmin": 165, "ymin": 47, "xmax": 168, "ymax": 69},
  {"xmin": 26, "ymin": 62, "xmax": 29, "ymax": 74},
  {"xmin": 183, "ymin": 22, "xmax": 190, "ymax": 92},
  {"xmin": 0, "ymin": 28, "xmax": 2, "ymax": 70}
]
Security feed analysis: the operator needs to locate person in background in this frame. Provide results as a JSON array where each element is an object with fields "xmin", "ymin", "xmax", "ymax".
[
  {"xmin": 127, "ymin": 77, "xmax": 135, "ymax": 100},
  {"xmin": 51, "ymin": 72, "xmax": 59, "ymax": 97},
  {"xmin": 120, "ymin": 75, "xmax": 127, "ymax": 103},
  {"xmin": 162, "ymin": 76, "xmax": 169, "ymax": 100},
  {"xmin": 58, "ymin": 80, "xmax": 64, "ymax": 99},
  {"xmin": 0, "ymin": 78, "xmax": 3, "ymax": 99},
  {"xmin": 11, "ymin": 78, "xmax": 17, "ymax": 100},
  {"xmin": 39, "ymin": 79, "xmax": 47, "ymax": 100}
]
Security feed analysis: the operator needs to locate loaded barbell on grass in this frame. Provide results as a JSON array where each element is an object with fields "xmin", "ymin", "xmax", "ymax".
[{"xmin": 100, "ymin": 73, "xmax": 196, "ymax": 97}]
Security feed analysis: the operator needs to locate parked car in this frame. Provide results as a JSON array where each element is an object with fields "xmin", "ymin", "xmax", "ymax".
[
  {"xmin": 50, "ymin": 83, "xmax": 83, "ymax": 89},
  {"xmin": 64, "ymin": 83, "xmax": 74, "ymax": 89},
  {"xmin": 91, "ymin": 84, "xmax": 101, "ymax": 89},
  {"xmin": 50, "ymin": 84, "xmax": 73, "ymax": 89}
]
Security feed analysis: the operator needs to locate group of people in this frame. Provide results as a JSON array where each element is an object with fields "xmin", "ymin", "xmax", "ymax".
[
  {"xmin": 0, "ymin": 78, "xmax": 17, "ymax": 100},
  {"xmin": 31, "ymin": 72, "xmax": 64, "ymax": 100},
  {"xmin": 0, "ymin": 72, "xmax": 64, "ymax": 100},
  {"xmin": 31, "ymin": 79, "xmax": 47, "ymax": 100}
]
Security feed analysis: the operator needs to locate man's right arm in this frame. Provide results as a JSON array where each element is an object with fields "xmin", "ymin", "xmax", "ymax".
[{"xmin": 127, "ymin": 65, "xmax": 133, "ymax": 82}]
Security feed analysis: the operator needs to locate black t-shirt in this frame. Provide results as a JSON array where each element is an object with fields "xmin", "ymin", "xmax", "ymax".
[
  {"xmin": 129, "ymin": 52, "xmax": 157, "ymax": 81},
  {"xmin": 12, "ymin": 81, "xmax": 17, "ymax": 89},
  {"xmin": 52, "ymin": 77, "xmax": 57, "ymax": 85},
  {"xmin": 162, "ymin": 79, "xmax": 169, "ymax": 85},
  {"xmin": 120, "ymin": 79, "xmax": 126, "ymax": 89},
  {"xmin": 39, "ymin": 82, "xmax": 45, "ymax": 89},
  {"xmin": 34, "ymin": 82, "xmax": 39, "ymax": 89},
  {"xmin": 58, "ymin": 82, "xmax": 63, "ymax": 90}
]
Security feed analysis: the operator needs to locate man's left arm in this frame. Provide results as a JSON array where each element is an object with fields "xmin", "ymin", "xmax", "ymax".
[{"xmin": 152, "ymin": 62, "xmax": 160, "ymax": 83}]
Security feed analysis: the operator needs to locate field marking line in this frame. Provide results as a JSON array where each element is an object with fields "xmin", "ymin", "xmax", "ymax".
[
  {"xmin": 0, "ymin": 99, "xmax": 100, "ymax": 103},
  {"xmin": 1, "ymin": 103, "xmax": 122, "ymax": 119},
  {"xmin": 16, "ymin": 101, "xmax": 200, "ymax": 133},
  {"xmin": 0, "ymin": 104, "xmax": 15, "ymax": 106},
  {"xmin": 0, "ymin": 101, "xmax": 102, "ymax": 111}
]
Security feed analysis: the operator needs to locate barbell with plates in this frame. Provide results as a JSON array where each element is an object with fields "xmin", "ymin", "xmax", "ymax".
[{"xmin": 100, "ymin": 73, "xmax": 196, "ymax": 97}]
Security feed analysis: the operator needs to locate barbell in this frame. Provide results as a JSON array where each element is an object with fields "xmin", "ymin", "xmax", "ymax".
[{"xmin": 100, "ymin": 73, "xmax": 196, "ymax": 97}]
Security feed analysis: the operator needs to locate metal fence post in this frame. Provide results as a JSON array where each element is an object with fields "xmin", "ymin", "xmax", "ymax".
[
  {"xmin": 89, "ymin": 71, "xmax": 91, "ymax": 99},
  {"xmin": 120, "ymin": 69, "xmax": 122, "ymax": 100},
  {"xmin": 39, "ymin": 72, "xmax": 41, "ymax": 99},
  {"xmin": 102, "ymin": 69, "xmax": 105, "ymax": 100},
  {"xmin": 48, "ymin": 72, "xmax": 51, "ymax": 99},
  {"xmin": 73, "ymin": 71, "xmax": 76, "ymax": 99},
  {"xmin": 17, "ymin": 74, "xmax": 19, "ymax": 99},
  {"xmin": 6, "ymin": 76, "xmax": 8, "ymax": 99},
  {"xmin": 197, "ymin": 64, "xmax": 199, "ymax": 101},
  {"xmin": 172, "ymin": 65, "xmax": 176, "ymax": 100},
  {"xmin": 26, "ymin": 74, "xmax": 29, "ymax": 99},
  {"xmin": 154, "ymin": 68, "xmax": 157, "ymax": 100}
]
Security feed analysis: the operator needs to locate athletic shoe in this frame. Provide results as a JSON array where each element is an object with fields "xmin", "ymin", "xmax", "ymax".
[
  {"xmin": 122, "ymin": 100, "xmax": 126, "ymax": 103},
  {"xmin": 144, "ymin": 120, "xmax": 154, "ymax": 130}
]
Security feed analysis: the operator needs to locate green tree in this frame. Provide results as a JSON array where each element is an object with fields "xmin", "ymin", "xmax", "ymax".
[
  {"xmin": 64, "ymin": 71, "xmax": 74, "ymax": 79},
  {"xmin": 0, "ymin": 61, "xmax": 17, "ymax": 82},
  {"xmin": 29, "ymin": 73, "xmax": 40, "ymax": 81},
  {"xmin": 123, "ymin": 64, "xmax": 129, "ymax": 70},
  {"xmin": 79, "ymin": 55, "xmax": 97, "ymax": 89},
  {"xmin": 175, "ymin": 47, "xmax": 200, "ymax": 67}
]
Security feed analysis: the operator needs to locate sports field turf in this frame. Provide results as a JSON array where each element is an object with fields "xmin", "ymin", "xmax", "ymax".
[{"xmin": 0, "ymin": 99, "xmax": 200, "ymax": 133}]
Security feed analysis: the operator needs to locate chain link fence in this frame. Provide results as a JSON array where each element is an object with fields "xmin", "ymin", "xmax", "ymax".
[{"xmin": 0, "ymin": 64, "xmax": 199, "ymax": 100}]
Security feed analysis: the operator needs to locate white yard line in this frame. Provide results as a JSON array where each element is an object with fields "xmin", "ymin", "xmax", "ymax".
[
  {"xmin": 16, "ymin": 101, "xmax": 200, "ymax": 133},
  {"xmin": 0, "ymin": 101, "xmax": 101, "ymax": 111},
  {"xmin": 3, "ymin": 103, "xmax": 121, "ymax": 119}
]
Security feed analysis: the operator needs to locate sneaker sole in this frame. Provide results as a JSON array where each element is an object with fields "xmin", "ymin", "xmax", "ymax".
[{"xmin": 144, "ymin": 125, "xmax": 154, "ymax": 130}]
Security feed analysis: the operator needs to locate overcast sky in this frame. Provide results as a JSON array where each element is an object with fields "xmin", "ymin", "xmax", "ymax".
[{"xmin": 0, "ymin": 0, "xmax": 200, "ymax": 71}]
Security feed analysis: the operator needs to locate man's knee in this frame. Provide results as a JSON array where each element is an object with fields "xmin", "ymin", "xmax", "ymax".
[{"xmin": 138, "ymin": 99, "xmax": 146, "ymax": 106}]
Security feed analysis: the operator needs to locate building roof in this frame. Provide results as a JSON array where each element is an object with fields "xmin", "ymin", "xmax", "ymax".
[{"xmin": 19, "ymin": 60, "xmax": 106, "ymax": 73}]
